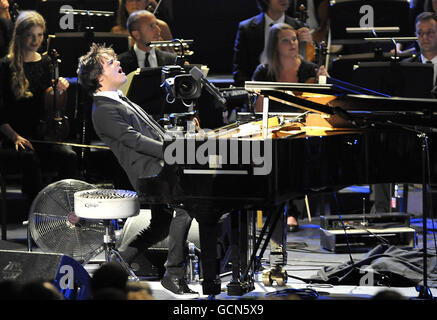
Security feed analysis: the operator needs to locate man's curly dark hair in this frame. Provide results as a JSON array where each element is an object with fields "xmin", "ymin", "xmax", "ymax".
[{"xmin": 77, "ymin": 43, "xmax": 116, "ymax": 95}]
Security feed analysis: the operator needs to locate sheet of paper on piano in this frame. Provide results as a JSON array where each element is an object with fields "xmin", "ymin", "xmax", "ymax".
[{"xmin": 119, "ymin": 68, "xmax": 141, "ymax": 96}]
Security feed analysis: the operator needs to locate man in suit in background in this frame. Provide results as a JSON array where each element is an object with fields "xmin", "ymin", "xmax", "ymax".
[
  {"xmin": 371, "ymin": 12, "xmax": 437, "ymax": 214},
  {"xmin": 77, "ymin": 43, "xmax": 197, "ymax": 295},
  {"xmin": 403, "ymin": 11, "xmax": 437, "ymax": 85},
  {"xmin": 118, "ymin": 10, "xmax": 177, "ymax": 75},
  {"xmin": 232, "ymin": 0, "xmax": 313, "ymax": 87}
]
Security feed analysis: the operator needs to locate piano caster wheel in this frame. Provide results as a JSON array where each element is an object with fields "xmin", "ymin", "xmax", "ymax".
[
  {"xmin": 262, "ymin": 271, "xmax": 273, "ymax": 286},
  {"xmin": 262, "ymin": 269, "xmax": 288, "ymax": 286},
  {"xmin": 275, "ymin": 270, "xmax": 288, "ymax": 286}
]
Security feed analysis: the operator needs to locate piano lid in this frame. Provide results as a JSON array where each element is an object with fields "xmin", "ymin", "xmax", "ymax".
[
  {"xmin": 245, "ymin": 79, "xmax": 437, "ymax": 114},
  {"xmin": 245, "ymin": 78, "xmax": 390, "ymax": 97}
]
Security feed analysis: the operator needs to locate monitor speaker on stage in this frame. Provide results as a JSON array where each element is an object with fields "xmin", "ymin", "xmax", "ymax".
[
  {"xmin": 0, "ymin": 250, "xmax": 90, "ymax": 300},
  {"xmin": 47, "ymin": 32, "xmax": 130, "ymax": 78},
  {"xmin": 36, "ymin": 0, "xmax": 119, "ymax": 35},
  {"xmin": 352, "ymin": 61, "xmax": 434, "ymax": 98},
  {"xmin": 329, "ymin": 0, "xmax": 412, "ymax": 44}
]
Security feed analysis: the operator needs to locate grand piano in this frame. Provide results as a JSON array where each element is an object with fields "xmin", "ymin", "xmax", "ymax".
[{"xmin": 138, "ymin": 79, "xmax": 437, "ymax": 296}]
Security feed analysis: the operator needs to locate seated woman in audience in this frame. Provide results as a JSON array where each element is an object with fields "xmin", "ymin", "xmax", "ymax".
[
  {"xmin": 111, "ymin": 0, "xmax": 173, "ymax": 45},
  {"xmin": 251, "ymin": 23, "xmax": 329, "ymax": 231}
]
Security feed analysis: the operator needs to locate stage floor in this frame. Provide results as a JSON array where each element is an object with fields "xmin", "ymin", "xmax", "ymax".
[{"xmin": 4, "ymin": 213, "xmax": 435, "ymax": 301}]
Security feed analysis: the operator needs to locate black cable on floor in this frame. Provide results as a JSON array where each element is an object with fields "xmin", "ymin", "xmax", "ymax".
[{"xmin": 264, "ymin": 287, "xmax": 319, "ymax": 300}]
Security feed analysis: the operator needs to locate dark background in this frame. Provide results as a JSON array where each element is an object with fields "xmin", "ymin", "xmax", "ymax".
[
  {"xmin": 14, "ymin": 0, "xmax": 260, "ymax": 75},
  {"xmin": 13, "ymin": 0, "xmax": 415, "ymax": 76}
]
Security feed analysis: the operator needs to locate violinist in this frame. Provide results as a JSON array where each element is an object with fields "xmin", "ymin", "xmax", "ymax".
[
  {"xmin": 251, "ymin": 22, "xmax": 329, "ymax": 232},
  {"xmin": 232, "ymin": 0, "xmax": 313, "ymax": 87},
  {"xmin": 252, "ymin": 23, "xmax": 328, "ymax": 112},
  {"xmin": 0, "ymin": 11, "xmax": 78, "ymax": 200}
]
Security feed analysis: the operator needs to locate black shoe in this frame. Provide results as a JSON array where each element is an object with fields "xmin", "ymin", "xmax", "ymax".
[{"xmin": 161, "ymin": 276, "xmax": 198, "ymax": 295}]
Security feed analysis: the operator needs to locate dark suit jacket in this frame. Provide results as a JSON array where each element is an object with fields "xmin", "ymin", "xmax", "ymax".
[
  {"xmin": 118, "ymin": 48, "xmax": 178, "ymax": 75},
  {"xmin": 92, "ymin": 95, "xmax": 164, "ymax": 191},
  {"xmin": 232, "ymin": 12, "xmax": 306, "ymax": 87}
]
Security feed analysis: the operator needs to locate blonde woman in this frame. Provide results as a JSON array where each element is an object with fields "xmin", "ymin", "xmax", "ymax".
[{"xmin": 0, "ymin": 11, "xmax": 77, "ymax": 200}]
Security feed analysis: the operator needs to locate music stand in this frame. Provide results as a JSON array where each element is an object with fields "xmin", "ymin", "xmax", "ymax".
[
  {"xmin": 36, "ymin": 0, "xmax": 119, "ymax": 34},
  {"xmin": 47, "ymin": 32, "xmax": 130, "ymax": 77},
  {"xmin": 352, "ymin": 62, "xmax": 434, "ymax": 98},
  {"xmin": 329, "ymin": 0, "xmax": 412, "ymax": 45}
]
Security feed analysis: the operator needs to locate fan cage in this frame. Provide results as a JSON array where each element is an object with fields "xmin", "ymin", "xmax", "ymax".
[{"xmin": 28, "ymin": 179, "xmax": 106, "ymax": 264}]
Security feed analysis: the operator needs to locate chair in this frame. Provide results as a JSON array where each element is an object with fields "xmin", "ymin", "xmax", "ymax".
[{"xmin": 74, "ymin": 188, "xmax": 140, "ymax": 280}]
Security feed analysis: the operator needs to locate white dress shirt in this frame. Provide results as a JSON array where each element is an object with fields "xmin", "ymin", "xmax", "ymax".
[
  {"xmin": 264, "ymin": 13, "xmax": 285, "ymax": 46},
  {"xmin": 134, "ymin": 44, "xmax": 158, "ymax": 68}
]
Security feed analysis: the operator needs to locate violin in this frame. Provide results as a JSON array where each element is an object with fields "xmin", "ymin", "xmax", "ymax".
[
  {"xmin": 40, "ymin": 49, "xmax": 70, "ymax": 141},
  {"xmin": 297, "ymin": 4, "xmax": 316, "ymax": 62},
  {"xmin": 305, "ymin": 40, "xmax": 328, "ymax": 84}
]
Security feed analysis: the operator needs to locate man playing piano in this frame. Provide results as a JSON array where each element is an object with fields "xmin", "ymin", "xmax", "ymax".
[{"xmin": 76, "ymin": 43, "xmax": 197, "ymax": 295}]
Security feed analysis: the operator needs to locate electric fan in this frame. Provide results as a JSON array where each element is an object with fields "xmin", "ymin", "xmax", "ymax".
[{"xmin": 28, "ymin": 179, "xmax": 106, "ymax": 264}]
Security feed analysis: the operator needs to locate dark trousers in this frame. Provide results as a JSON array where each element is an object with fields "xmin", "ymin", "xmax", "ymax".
[
  {"xmin": 130, "ymin": 205, "xmax": 192, "ymax": 278},
  {"xmin": 132, "ymin": 204, "xmax": 173, "ymax": 250},
  {"xmin": 164, "ymin": 207, "xmax": 193, "ymax": 278}
]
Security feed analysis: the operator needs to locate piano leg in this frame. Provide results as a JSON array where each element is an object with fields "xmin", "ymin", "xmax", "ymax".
[
  {"xmin": 227, "ymin": 209, "xmax": 255, "ymax": 296},
  {"xmin": 263, "ymin": 205, "xmax": 288, "ymax": 286},
  {"xmin": 197, "ymin": 214, "xmax": 222, "ymax": 296},
  {"xmin": 270, "ymin": 205, "xmax": 287, "ymax": 268}
]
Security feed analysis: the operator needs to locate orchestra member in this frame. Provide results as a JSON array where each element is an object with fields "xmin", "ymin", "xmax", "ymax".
[
  {"xmin": 0, "ymin": 11, "xmax": 77, "ymax": 201},
  {"xmin": 252, "ymin": 23, "xmax": 328, "ymax": 231},
  {"xmin": 403, "ymin": 12, "xmax": 437, "ymax": 86},
  {"xmin": 117, "ymin": 10, "xmax": 177, "ymax": 75},
  {"xmin": 252, "ymin": 23, "xmax": 328, "ymax": 112},
  {"xmin": 111, "ymin": 0, "xmax": 173, "ymax": 45},
  {"xmin": 77, "ymin": 43, "xmax": 197, "ymax": 295},
  {"xmin": 232, "ymin": 0, "xmax": 313, "ymax": 87},
  {"xmin": 371, "ymin": 11, "xmax": 437, "ymax": 213}
]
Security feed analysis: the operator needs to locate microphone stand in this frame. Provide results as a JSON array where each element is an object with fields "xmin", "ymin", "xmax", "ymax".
[
  {"xmin": 325, "ymin": 103, "xmax": 435, "ymax": 299},
  {"xmin": 372, "ymin": 120, "xmax": 435, "ymax": 299},
  {"xmin": 416, "ymin": 131, "xmax": 434, "ymax": 299}
]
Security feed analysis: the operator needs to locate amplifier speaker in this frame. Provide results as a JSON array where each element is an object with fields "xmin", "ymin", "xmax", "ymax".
[
  {"xmin": 0, "ymin": 250, "xmax": 90, "ymax": 299},
  {"xmin": 320, "ymin": 227, "xmax": 417, "ymax": 253},
  {"xmin": 320, "ymin": 213, "xmax": 411, "ymax": 230}
]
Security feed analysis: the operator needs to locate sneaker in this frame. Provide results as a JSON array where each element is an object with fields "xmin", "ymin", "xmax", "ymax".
[{"xmin": 161, "ymin": 276, "xmax": 198, "ymax": 295}]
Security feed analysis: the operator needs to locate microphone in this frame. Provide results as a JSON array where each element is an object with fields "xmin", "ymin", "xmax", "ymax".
[{"xmin": 189, "ymin": 66, "xmax": 227, "ymax": 105}]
